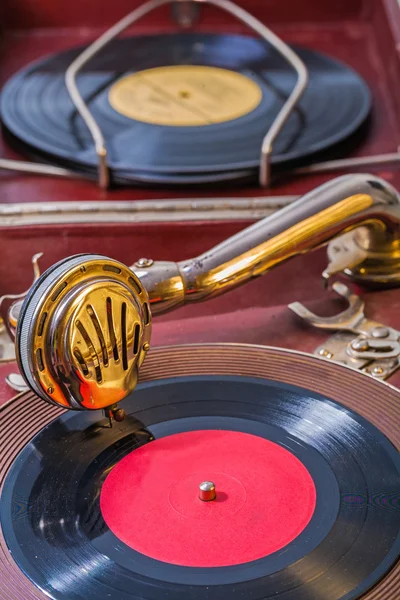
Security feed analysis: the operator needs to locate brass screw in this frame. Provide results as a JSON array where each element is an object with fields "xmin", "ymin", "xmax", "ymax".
[
  {"xmin": 143, "ymin": 342, "xmax": 150, "ymax": 351},
  {"xmin": 47, "ymin": 386, "xmax": 54, "ymax": 394},
  {"xmin": 135, "ymin": 258, "xmax": 154, "ymax": 268}
]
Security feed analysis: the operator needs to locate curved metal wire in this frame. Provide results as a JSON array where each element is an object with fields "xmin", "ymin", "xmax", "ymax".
[
  {"xmin": 64, "ymin": 0, "xmax": 308, "ymax": 188},
  {"xmin": 0, "ymin": 158, "xmax": 88, "ymax": 179}
]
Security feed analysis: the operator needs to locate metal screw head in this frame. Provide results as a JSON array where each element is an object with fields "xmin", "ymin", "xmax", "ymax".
[
  {"xmin": 371, "ymin": 366, "xmax": 385, "ymax": 376},
  {"xmin": 319, "ymin": 348, "xmax": 333, "ymax": 359},
  {"xmin": 371, "ymin": 326, "xmax": 390, "ymax": 339},
  {"xmin": 199, "ymin": 481, "xmax": 216, "ymax": 502},
  {"xmin": 135, "ymin": 258, "xmax": 154, "ymax": 268},
  {"xmin": 351, "ymin": 338, "xmax": 370, "ymax": 352}
]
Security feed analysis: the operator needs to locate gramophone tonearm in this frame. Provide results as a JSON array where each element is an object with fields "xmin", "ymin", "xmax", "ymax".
[{"xmin": 9, "ymin": 174, "xmax": 400, "ymax": 411}]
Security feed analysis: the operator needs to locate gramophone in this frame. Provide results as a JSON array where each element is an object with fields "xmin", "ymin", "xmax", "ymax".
[{"xmin": 1, "ymin": 173, "xmax": 400, "ymax": 600}]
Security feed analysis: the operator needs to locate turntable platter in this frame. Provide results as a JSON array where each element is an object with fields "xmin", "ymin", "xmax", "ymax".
[{"xmin": 0, "ymin": 345, "xmax": 399, "ymax": 600}]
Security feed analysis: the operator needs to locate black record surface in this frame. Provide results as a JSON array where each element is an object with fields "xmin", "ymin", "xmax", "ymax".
[
  {"xmin": 0, "ymin": 33, "xmax": 371, "ymax": 184},
  {"xmin": 1, "ymin": 375, "xmax": 400, "ymax": 600}
]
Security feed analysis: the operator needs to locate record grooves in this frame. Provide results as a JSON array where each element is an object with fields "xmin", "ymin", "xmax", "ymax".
[
  {"xmin": 0, "ymin": 34, "xmax": 371, "ymax": 185},
  {"xmin": 1, "ymin": 345, "xmax": 400, "ymax": 600}
]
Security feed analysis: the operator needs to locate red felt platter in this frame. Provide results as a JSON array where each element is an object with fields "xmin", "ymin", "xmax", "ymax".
[{"xmin": 100, "ymin": 429, "xmax": 316, "ymax": 567}]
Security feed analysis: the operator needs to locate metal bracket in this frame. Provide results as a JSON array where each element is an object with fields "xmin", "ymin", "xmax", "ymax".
[
  {"xmin": 289, "ymin": 281, "xmax": 400, "ymax": 380},
  {"xmin": 0, "ymin": 253, "xmax": 43, "ymax": 370}
]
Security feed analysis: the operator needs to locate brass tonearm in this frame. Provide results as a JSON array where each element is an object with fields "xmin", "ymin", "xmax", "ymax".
[{"xmin": 6, "ymin": 173, "xmax": 400, "ymax": 412}]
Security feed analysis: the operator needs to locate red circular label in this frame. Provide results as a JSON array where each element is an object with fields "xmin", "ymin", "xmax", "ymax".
[{"xmin": 100, "ymin": 430, "xmax": 316, "ymax": 567}]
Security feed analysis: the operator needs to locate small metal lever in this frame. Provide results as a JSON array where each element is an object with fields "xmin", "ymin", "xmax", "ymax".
[
  {"xmin": 289, "ymin": 282, "xmax": 400, "ymax": 379},
  {"xmin": 0, "ymin": 252, "xmax": 43, "ymax": 339},
  {"xmin": 289, "ymin": 282, "xmax": 366, "ymax": 332},
  {"xmin": 347, "ymin": 338, "xmax": 400, "ymax": 360},
  {"xmin": 322, "ymin": 229, "xmax": 369, "ymax": 285},
  {"xmin": 0, "ymin": 253, "xmax": 43, "ymax": 363}
]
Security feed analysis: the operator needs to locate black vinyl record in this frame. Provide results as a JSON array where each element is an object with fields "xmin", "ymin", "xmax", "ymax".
[
  {"xmin": 0, "ymin": 33, "xmax": 371, "ymax": 185},
  {"xmin": 1, "ymin": 372, "xmax": 400, "ymax": 600}
]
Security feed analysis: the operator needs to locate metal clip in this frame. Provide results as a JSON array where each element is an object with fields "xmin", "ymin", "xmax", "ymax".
[{"xmin": 288, "ymin": 282, "xmax": 400, "ymax": 379}]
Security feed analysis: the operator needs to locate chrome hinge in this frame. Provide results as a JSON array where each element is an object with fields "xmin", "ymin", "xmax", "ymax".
[{"xmin": 289, "ymin": 282, "xmax": 400, "ymax": 380}]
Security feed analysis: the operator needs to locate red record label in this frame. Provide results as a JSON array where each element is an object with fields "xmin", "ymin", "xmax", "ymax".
[{"xmin": 100, "ymin": 430, "xmax": 316, "ymax": 567}]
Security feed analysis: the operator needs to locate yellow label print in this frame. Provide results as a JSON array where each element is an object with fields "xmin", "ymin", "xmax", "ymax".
[{"xmin": 108, "ymin": 65, "xmax": 262, "ymax": 126}]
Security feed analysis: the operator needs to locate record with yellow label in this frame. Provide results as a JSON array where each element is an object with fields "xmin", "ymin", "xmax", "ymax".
[{"xmin": 0, "ymin": 33, "xmax": 371, "ymax": 185}]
